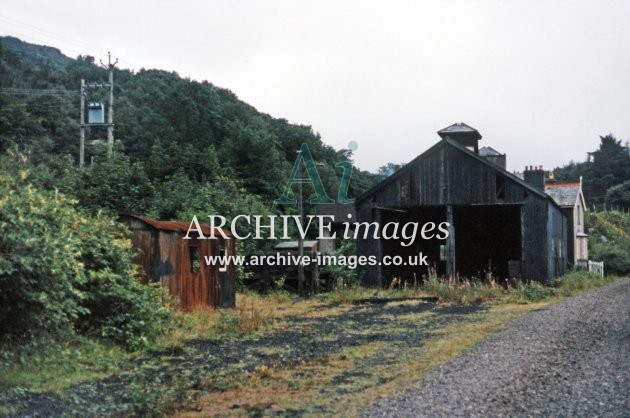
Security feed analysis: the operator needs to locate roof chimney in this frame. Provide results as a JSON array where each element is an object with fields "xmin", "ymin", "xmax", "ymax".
[{"xmin": 523, "ymin": 165, "xmax": 545, "ymax": 191}]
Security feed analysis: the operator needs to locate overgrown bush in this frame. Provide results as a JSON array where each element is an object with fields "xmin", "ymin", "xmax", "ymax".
[
  {"xmin": 552, "ymin": 270, "xmax": 613, "ymax": 295},
  {"xmin": 73, "ymin": 214, "xmax": 171, "ymax": 350},
  {"xmin": 0, "ymin": 171, "xmax": 171, "ymax": 349},
  {"xmin": 507, "ymin": 281, "xmax": 558, "ymax": 303},
  {"xmin": 0, "ymin": 172, "xmax": 84, "ymax": 341},
  {"xmin": 321, "ymin": 239, "xmax": 359, "ymax": 289},
  {"xmin": 587, "ymin": 211, "xmax": 630, "ymax": 275}
]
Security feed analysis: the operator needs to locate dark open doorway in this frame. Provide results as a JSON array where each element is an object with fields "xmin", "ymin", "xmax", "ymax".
[
  {"xmin": 380, "ymin": 206, "xmax": 446, "ymax": 285},
  {"xmin": 453, "ymin": 205, "xmax": 521, "ymax": 280}
]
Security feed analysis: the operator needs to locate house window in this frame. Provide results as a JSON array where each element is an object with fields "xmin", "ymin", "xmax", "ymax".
[
  {"xmin": 189, "ymin": 246, "xmax": 200, "ymax": 273},
  {"xmin": 219, "ymin": 246, "xmax": 227, "ymax": 272},
  {"xmin": 577, "ymin": 205, "xmax": 583, "ymax": 226}
]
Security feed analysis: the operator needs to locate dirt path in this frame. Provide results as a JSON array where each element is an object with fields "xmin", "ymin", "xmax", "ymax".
[{"xmin": 366, "ymin": 279, "xmax": 630, "ymax": 417}]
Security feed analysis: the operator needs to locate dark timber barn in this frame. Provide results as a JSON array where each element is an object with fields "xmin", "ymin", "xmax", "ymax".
[
  {"xmin": 119, "ymin": 215, "xmax": 236, "ymax": 310},
  {"xmin": 356, "ymin": 123, "xmax": 567, "ymax": 286}
]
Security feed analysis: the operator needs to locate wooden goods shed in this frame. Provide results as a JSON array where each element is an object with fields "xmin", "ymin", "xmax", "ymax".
[
  {"xmin": 356, "ymin": 123, "xmax": 568, "ymax": 286},
  {"xmin": 119, "ymin": 214, "xmax": 235, "ymax": 310}
]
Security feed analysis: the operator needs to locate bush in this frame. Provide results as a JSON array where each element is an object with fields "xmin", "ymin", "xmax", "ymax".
[
  {"xmin": 0, "ymin": 172, "xmax": 84, "ymax": 341},
  {"xmin": 553, "ymin": 270, "xmax": 612, "ymax": 295},
  {"xmin": 508, "ymin": 281, "xmax": 558, "ymax": 303},
  {"xmin": 587, "ymin": 211, "xmax": 630, "ymax": 275},
  {"xmin": 0, "ymin": 171, "xmax": 171, "ymax": 349},
  {"xmin": 73, "ymin": 214, "xmax": 172, "ymax": 350},
  {"xmin": 321, "ymin": 239, "xmax": 359, "ymax": 289}
]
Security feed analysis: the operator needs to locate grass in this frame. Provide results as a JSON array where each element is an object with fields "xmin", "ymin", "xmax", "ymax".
[
  {"xmin": 2, "ymin": 271, "xmax": 621, "ymax": 417},
  {"xmin": 179, "ymin": 300, "xmax": 554, "ymax": 417},
  {"xmin": 553, "ymin": 269, "xmax": 617, "ymax": 295},
  {"xmin": 0, "ymin": 336, "xmax": 129, "ymax": 393}
]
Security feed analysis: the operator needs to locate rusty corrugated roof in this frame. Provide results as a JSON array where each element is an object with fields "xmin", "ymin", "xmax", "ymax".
[{"xmin": 124, "ymin": 214, "xmax": 232, "ymax": 237}]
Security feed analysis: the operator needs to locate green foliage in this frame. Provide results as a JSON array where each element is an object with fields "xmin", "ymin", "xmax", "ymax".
[
  {"xmin": 0, "ymin": 37, "xmax": 379, "ymax": 223},
  {"xmin": 321, "ymin": 239, "xmax": 359, "ymax": 289},
  {"xmin": 605, "ymin": 180, "xmax": 630, "ymax": 208},
  {"xmin": 0, "ymin": 172, "xmax": 84, "ymax": 340},
  {"xmin": 586, "ymin": 211, "xmax": 630, "ymax": 275},
  {"xmin": 507, "ymin": 281, "xmax": 558, "ymax": 303},
  {"xmin": 0, "ymin": 172, "xmax": 171, "ymax": 349},
  {"xmin": 72, "ymin": 214, "xmax": 172, "ymax": 350},
  {"xmin": 73, "ymin": 152, "xmax": 155, "ymax": 216},
  {"xmin": 554, "ymin": 135, "xmax": 630, "ymax": 207},
  {"xmin": 552, "ymin": 270, "xmax": 614, "ymax": 295},
  {"xmin": 0, "ymin": 336, "xmax": 126, "ymax": 392}
]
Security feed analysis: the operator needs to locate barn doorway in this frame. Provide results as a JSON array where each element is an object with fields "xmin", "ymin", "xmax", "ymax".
[
  {"xmin": 453, "ymin": 205, "xmax": 521, "ymax": 280},
  {"xmin": 380, "ymin": 206, "xmax": 446, "ymax": 285}
]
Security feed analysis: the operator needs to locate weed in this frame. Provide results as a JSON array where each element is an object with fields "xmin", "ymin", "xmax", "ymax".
[
  {"xmin": 553, "ymin": 270, "xmax": 616, "ymax": 295},
  {"xmin": 507, "ymin": 281, "xmax": 559, "ymax": 303}
]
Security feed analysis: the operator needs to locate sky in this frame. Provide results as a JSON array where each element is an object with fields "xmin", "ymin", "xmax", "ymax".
[{"xmin": 2, "ymin": 0, "xmax": 629, "ymax": 173}]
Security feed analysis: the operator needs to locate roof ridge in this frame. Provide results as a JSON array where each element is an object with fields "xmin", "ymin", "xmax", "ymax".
[{"xmin": 545, "ymin": 182, "xmax": 580, "ymax": 187}]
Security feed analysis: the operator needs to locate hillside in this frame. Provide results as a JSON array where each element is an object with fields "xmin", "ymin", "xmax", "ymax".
[{"xmin": 0, "ymin": 36, "xmax": 378, "ymax": 229}]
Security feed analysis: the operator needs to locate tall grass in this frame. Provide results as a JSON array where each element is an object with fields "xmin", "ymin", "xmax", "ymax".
[
  {"xmin": 421, "ymin": 275, "xmax": 506, "ymax": 304},
  {"xmin": 552, "ymin": 270, "xmax": 616, "ymax": 296}
]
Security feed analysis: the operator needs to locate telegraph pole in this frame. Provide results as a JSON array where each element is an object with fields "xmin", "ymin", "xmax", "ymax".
[
  {"xmin": 79, "ymin": 52, "xmax": 118, "ymax": 166},
  {"xmin": 79, "ymin": 79, "xmax": 86, "ymax": 167},
  {"xmin": 297, "ymin": 149, "xmax": 305, "ymax": 296},
  {"xmin": 101, "ymin": 52, "xmax": 118, "ymax": 157}
]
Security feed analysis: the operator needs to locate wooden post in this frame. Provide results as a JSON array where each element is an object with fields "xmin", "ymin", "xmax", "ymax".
[
  {"xmin": 79, "ymin": 79, "xmax": 86, "ymax": 167},
  {"xmin": 446, "ymin": 205, "xmax": 456, "ymax": 279},
  {"xmin": 106, "ymin": 65, "xmax": 114, "ymax": 156},
  {"xmin": 297, "ymin": 151, "xmax": 305, "ymax": 296},
  {"xmin": 311, "ymin": 251, "xmax": 319, "ymax": 294}
]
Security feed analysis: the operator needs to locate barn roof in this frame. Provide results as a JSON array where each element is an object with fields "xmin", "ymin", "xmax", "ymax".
[
  {"xmin": 545, "ymin": 182, "xmax": 582, "ymax": 207},
  {"xmin": 356, "ymin": 137, "xmax": 550, "ymax": 204},
  {"xmin": 122, "ymin": 214, "xmax": 232, "ymax": 237}
]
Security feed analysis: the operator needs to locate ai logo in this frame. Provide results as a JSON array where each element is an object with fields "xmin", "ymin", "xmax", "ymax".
[{"xmin": 274, "ymin": 142, "xmax": 356, "ymax": 205}]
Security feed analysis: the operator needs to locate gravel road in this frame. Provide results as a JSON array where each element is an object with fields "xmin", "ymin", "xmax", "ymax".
[{"xmin": 366, "ymin": 279, "xmax": 630, "ymax": 418}]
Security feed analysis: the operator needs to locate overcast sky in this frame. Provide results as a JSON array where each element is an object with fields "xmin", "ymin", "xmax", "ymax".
[{"xmin": 2, "ymin": 0, "xmax": 629, "ymax": 173}]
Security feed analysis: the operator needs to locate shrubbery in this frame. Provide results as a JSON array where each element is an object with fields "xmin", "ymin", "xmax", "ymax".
[
  {"xmin": 0, "ymin": 172, "xmax": 171, "ymax": 350},
  {"xmin": 587, "ymin": 211, "xmax": 630, "ymax": 276}
]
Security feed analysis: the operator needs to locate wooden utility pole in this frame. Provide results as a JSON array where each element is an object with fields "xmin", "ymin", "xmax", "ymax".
[
  {"xmin": 101, "ymin": 52, "xmax": 118, "ymax": 157},
  {"xmin": 79, "ymin": 79, "xmax": 85, "ymax": 167},
  {"xmin": 79, "ymin": 52, "xmax": 118, "ymax": 166},
  {"xmin": 297, "ymin": 150, "xmax": 305, "ymax": 296},
  {"xmin": 446, "ymin": 205, "xmax": 456, "ymax": 279}
]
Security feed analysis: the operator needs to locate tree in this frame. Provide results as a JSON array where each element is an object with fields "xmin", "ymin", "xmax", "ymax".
[
  {"xmin": 586, "ymin": 135, "xmax": 630, "ymax": 205},
  {"xmin": 605, "ymin": 180, "xmax": 630, "ymax": 209}
]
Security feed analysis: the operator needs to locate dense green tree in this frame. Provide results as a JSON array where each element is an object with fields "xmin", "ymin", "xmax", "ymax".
[
  {"xmin": 554, "ymin": 135, "xmax": 630, "ymax": 207},
  {"xmin": 604, "ymin": 180, "xmax": 630, "ymax": 209},
  {"xmin": 587, "ymin": 135, "xmax": 630, "ymax": 204}
]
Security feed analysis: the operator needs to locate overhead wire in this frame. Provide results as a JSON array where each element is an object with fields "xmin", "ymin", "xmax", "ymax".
[{"xmin": 0, "ymin": 13, "xmax": 142, "ymax": 70}]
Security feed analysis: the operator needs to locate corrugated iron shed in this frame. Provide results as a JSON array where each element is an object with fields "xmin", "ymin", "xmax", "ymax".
[{"xmin": 119, "ymin": 214, "xmax": 235, "ymax": 310}]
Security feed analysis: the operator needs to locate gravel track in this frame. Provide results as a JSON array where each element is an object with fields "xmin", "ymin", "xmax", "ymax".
[{"xmin": 366, "ymin": 279, "xmax": 630, "ymax": 418}]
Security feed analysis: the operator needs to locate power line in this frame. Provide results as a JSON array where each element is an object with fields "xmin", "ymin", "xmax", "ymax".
[
  {"xmin": 0, "ymin": 13, "xmax": 108, "ymax": 56},
  {"xmin": 0, "ymin": 13, "xmax": 141, "ymax": 70},
  {"xmin": 0, "ymin": 88, "xmax": 79, "ymax": 96}
]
